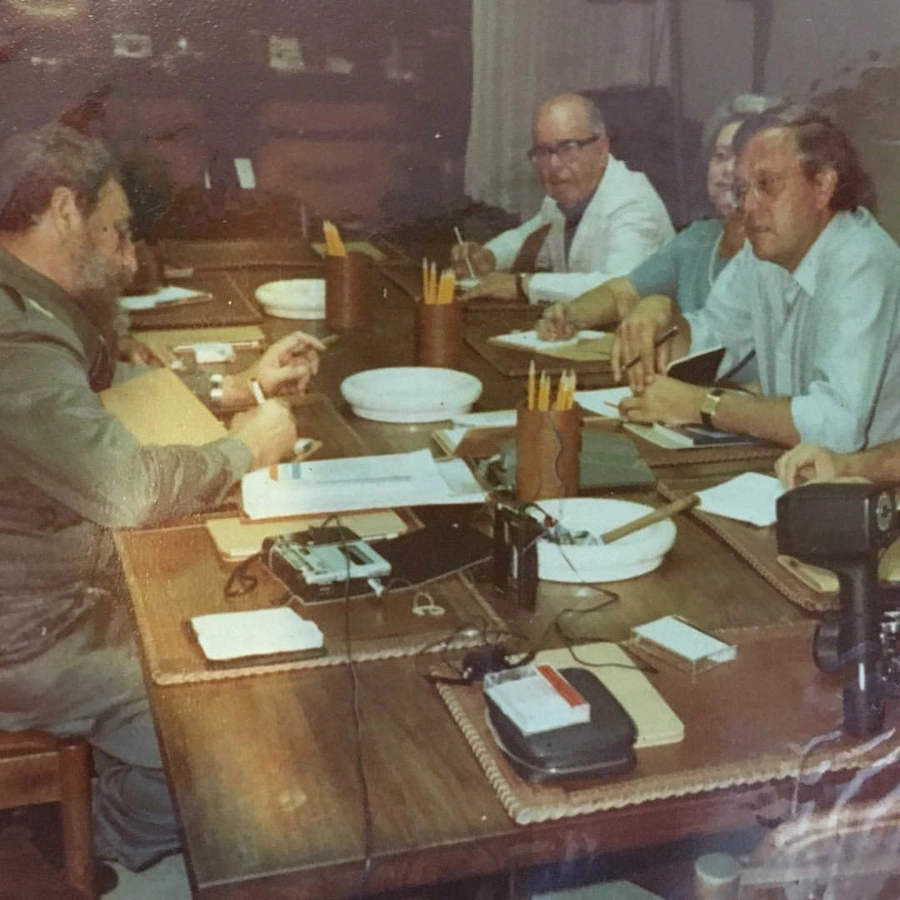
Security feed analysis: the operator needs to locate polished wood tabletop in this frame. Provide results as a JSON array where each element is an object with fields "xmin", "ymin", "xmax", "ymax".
[{"xmin": 116, "ymin": 246, "xmax": 831, "ymax": 899}]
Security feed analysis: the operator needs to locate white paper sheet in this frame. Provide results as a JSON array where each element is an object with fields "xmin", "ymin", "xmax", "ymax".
[
  {"xmin": 119, "ymin": 285, "xmax": 210, "ymax": 311},
  {"xmin": 191, "ymin": 608, "xmax": 323, "ymax": 661},
  {"xmin": 490, "ymin": 328, "xmax": 608, "ymax": 352},
  {"xmin": 241, "ymin": 449, "xmax": 486, "ymax": 520},
  {"xmin": 574, "ymin": 387, "xmax": 633, "ymax": 417},
  {"xmin": 696, "ymin": 472, "xmax": 785, "ymax": 527}
]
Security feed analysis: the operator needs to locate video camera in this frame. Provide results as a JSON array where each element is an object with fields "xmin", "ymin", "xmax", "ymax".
[{"xmin": 776, "ymin": 481, "xmax": 900, "ymax": 736}]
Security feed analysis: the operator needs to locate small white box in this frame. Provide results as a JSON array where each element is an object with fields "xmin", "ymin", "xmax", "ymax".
[{"xmin": 484, "ymin": 663, "xmax": 589, "ymax": 736}]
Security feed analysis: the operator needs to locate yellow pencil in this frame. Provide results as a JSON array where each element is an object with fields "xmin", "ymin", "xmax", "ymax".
[
  {"xmin": 538, "ymin": 371, "xmax": 550, "ymax": 411},
  {"xmin": 437, "ymin": 269, "xmax": 455, "ymax": 305},
  {"xmin": 527, "ymin": 359, "xmax": 536, "ymax": 410}
]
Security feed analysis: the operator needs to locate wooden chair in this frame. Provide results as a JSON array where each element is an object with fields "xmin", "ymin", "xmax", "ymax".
[{"xmin": 0, "ymin": 730, "xmax": 95, "ymax": 899}]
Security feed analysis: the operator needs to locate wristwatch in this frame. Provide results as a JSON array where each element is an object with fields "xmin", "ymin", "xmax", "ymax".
[{"xmin": 699, "ymin": 387, "xmax": 724, "ymax": 429}]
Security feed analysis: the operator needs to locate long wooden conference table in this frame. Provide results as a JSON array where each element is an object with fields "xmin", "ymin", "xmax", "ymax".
[{"xmin": 112, "ymin": 241, "xmax": 896, "ymax": 899}]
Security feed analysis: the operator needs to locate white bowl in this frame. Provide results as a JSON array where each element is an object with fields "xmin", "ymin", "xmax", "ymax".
[
  {"xmin": 255, "ymin": 279, "xmax": 326, "ymax": 319},
  {"xmin": 341, "ymin": 367, "xmax": 483, "ymax": 423},
  {"xmin": 532, "ymin": 498, "xmax": 677, "ymax": 583}
]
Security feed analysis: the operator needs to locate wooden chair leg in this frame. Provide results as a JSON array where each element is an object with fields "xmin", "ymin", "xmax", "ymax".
[{"xmin": 58, "ymin": 739, "xmax": 95, "ymax": 900}]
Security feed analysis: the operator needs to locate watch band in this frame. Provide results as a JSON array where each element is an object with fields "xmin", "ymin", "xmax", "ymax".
[
  {"xmin": 208, "ymin": 372, "xmax": 224, "ymax": 409},
  {"xmin": 515, "ymin": 273, "xmax": 529, "ymax": 301},
  {"xmin": 700, "ymin": 387, "xmax": 724, "ymax": 429}
]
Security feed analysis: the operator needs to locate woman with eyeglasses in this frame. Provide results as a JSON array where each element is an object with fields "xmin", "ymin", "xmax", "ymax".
[{"xmin": 537, "ymin": 94, "xmax": 783, "ymax": 340}]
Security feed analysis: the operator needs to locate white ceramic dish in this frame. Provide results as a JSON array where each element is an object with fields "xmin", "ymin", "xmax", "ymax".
[
  {"xmin": 532, "ymin": 498, "xmax": 677, "ymax": 583},
  {"xmin": 255, "ymin": 279, "xmax": 326, "ymax": 320},
  {"xmin": 341, "ymin": 367, "xmax": 483, "ymax": 423}
]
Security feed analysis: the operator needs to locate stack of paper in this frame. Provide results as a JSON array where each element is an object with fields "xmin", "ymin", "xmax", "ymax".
[
  {"xmin": 241, "ymin": 449, "xmax": 486, "ymax": 520},
  {"xmin": 696, "ymin": 472, "xmax": 785, "ymax": 526}
]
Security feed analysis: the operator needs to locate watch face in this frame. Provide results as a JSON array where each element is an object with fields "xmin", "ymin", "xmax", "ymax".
[{"xmin": 876, "ymin": 490, "xmax": 894, "ymax": 533}]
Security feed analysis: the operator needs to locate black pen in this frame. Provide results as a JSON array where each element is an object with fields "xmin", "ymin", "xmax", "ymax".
[{"xmin": 622, "ymin": 326, "xmax": 679, "ymax": 372}]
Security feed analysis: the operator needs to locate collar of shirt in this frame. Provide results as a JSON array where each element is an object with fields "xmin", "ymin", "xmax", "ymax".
[
  {"xmin": 791, "ymin": 209, "xmax": 856, "ymax": 297},
  {"xmin": 558, "ymin": 187, "xmax": 598, "ymax": 230}
]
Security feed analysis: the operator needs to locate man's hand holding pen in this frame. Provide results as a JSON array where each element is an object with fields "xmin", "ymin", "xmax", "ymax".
[{"xmin": 612, "ymin": 295, "xmax": 680, "ymax": 391}]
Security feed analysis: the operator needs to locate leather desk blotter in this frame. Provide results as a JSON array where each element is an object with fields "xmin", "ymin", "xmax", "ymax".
[
  {"xmin": 465, "ymin": 312, "xmax": 615, "ymax": 379},
  {"xmin": 119, "ymin": 522, "xmax": 504, "ymax": 686},
  {"xmin": 437, "ymin": 622, "xmax": 900, "ymax": 826},
  {"xmin": 160, "ymin": 238, "xmax": 319, "ymax": 270},
  {"xmin": 126, "ymin": 271, "xmax": 262, "ymax": 330},
  {"xmin": 657, "ymin": 476, "xmax": 837, "ymax": 614}
]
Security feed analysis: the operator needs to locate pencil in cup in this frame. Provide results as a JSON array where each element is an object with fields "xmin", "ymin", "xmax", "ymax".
[{"xmin": 515, "ymin": 395, "xmax": 581, "ymax": 502}]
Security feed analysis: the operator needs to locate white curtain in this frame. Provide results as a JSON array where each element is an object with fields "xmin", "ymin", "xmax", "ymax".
[{"xmin": 465, "ymin": 0, "xmax": 671, "ymax": 219}]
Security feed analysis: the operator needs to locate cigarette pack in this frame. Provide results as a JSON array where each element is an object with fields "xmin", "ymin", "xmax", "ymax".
[{"xmin": 483, "ymin": 663, "xmax": 590, "ymax": 736}]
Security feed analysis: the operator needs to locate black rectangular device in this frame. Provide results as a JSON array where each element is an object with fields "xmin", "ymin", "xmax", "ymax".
[
  {"xmin": 262, "ymin": 521, "xmax": 493, "ymax": 603},
  {"xmin": 485, "ymin": 667, "xmax": 637, "ymax": 783}
]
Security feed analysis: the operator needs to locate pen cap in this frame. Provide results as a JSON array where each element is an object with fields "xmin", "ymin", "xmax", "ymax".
[
  {"xmin": 415, "ymin": 299, "xmax": 463, "ymax": 369},
  {"xmin": 325, "ymin": 251, "xmax": 372, "ymax": 330},
  {"xmin": 515, "ymin": 402, "xmax": 581, "ymax": 503}
]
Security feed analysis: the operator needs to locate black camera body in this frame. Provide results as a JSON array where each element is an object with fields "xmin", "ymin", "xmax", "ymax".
[
  {"xmin": 492, "ymin": 502, "xmax": 543, "ymax": 610},
  {"xmin": 776, "ymin": 482, "xmax": 900, "ymax": 736}
]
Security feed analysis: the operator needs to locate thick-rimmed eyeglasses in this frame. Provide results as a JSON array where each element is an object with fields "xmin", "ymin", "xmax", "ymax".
[
  {"xmin": 732, "ymin": 167, "xmax": 807, "ymax": 205},
  {"xmin": 527, "ymin": 135, "xmax": 602, "ymax": 167}
]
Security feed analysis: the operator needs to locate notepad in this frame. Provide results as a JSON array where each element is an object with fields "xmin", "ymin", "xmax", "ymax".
[
  {"xmin": 191, "ymin": 607, "xmax": 324, "ymax": 662},
  {"xmin": 665, "ymin": 346, "xmax": 726, "ymax": 385}
]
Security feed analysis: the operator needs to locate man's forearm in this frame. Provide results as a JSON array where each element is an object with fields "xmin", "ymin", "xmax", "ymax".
[
  {"xmin": 566, "ymin": 284, "xmax": 621, "ymax": 327},
  {"xmin": 711, "ymin": 392, "xmax": 801, "ymax": 447}
]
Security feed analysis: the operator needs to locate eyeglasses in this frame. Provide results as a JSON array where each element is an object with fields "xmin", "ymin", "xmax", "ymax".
[
  {"xmin": 527, "ymin": 135, "xmax": 602, "ymax": 167},
  {"xmin": 732, "ymin": 168, "xmax": 807, "ymax": 205}
]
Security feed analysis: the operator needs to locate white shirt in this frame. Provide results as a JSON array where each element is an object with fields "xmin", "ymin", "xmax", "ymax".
[
  {"xmin": 485, "ymin": 155, "xmax": 674, "ymax": 303},
  {"xmin": 686, "ymin": 208, "xmax": 900, "ymax": 452}
]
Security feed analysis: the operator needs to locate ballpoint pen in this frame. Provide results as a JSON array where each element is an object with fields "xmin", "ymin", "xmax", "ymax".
[
  {"xmin": 453, "ymin": 226, "xmax": 477, "ymax": 281},
  {"xmin": 622, "ymin": 326, "xmax": 679, "ymax": 372}
]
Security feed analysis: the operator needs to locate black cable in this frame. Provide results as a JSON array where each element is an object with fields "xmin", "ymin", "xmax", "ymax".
[{"xmin": 332, "ymin": 516, "xmax": 375, "ymax": 900}]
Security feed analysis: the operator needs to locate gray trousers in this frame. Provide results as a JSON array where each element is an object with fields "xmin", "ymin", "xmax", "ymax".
[{"xmin": 0, "ymin": 592, "xmax": 179, "ymax": 871}]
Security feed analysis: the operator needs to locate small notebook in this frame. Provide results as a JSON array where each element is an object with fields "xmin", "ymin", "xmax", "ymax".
[
  {"xmin": 665, "ymin": 346, "xmax": 725, "ymax": 385},
  {"xmin": 648, "ymin": 422, "xmax": 761, "ymax": 448}
]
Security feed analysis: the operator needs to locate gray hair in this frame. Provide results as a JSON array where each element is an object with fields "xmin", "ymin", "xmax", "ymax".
[
  {"xmin": 701, "ymin": 94, "xmax": 785, "ymax": 163},
  {"xmin": 0, "ymin": 124, "xmax": 117, "ymax": 232}
]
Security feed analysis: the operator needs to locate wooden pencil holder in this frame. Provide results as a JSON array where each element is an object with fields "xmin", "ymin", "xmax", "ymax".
[
  {"xmin": 515, "ymin": 402, "xmax": 581, "ymax": 503},
  {"xmin": 325, "ymin": 251, "xmax": 372, "ymax": 330},
  {"xmin": 415, "ymin": 299, "xmax": 463, "ymax": 368}
]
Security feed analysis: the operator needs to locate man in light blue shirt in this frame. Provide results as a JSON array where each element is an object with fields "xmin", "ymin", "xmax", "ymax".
[{"xmin": 614, "ymin": 112, "xmax": 900, "ymax": 452}]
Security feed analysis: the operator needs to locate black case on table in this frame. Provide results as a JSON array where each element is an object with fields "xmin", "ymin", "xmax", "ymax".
[{"xmin": 486, "ymin": 667, "xmax": 637, "ymax": 783}]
